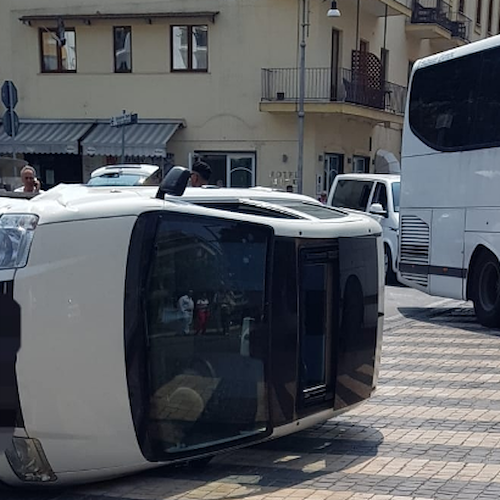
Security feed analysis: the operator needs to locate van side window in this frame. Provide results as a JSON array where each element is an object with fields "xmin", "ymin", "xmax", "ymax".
[
  {"xmin": 331, "ymin": 180, "xmax": 374, "ymax": 211},
  {"xmin": 372, "ymin": 183, "xmax": 388, "ymax": 211}
]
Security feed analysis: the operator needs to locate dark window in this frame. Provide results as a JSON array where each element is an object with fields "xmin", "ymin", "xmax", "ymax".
[
  {"xmin": 141, "ymin": 213, "xmax": 270, "ymax": 458},
  {"xmin": 40, "ymin": 28, "xmax": 76, "ymax": 73},
  {"xmin": 171, "ymin": 25, "xmax": 208, "ymax": 72},
  {"xmin": 459, "ymin": 0, "xmax": 465, "ymax": 14},
  {"xmin": 381, "ymin": 48, "xmax": 389, "ymax": 82},
  {"xmin": 353, "ymin": 155, "xmax": 370, "ymax": 173},
  {"xmin": 408, "ymin": 60, "xmax": 415, "ymax": 84},
  {"xmin": 410, "ymin": 46, "xmax": 500, "ymax": 151},
  {"xmin": 477, "ymin": 0, "xmax": 483, "ymax": 25},
  {"xmin": 331, "ymin": 179, "xmax": 374, "ymax": 211},
  {"xmin": 488, "ymin": 0, "xmax": 494, "ymax": 32},
  {"xmin": 372, "ymin": 183, "xmax": 388, "ymax": 212},
  {"xmin": 409, "ymin": 51, "xmax": 481, "ymax": 150},
  {"xmin": 470, "ymin": 47, "xmax": 500, "ymax": 147},
  {"xmin": 298, "ymin": 246, "xmax": 340, "ymax": 408},
  {"xmin": 114, "ymin": 26, "xmax": 132, "ymax": 73},
  {"xmin": 391, "ymin": 182, "xmax": 400, "ymax": 212}
]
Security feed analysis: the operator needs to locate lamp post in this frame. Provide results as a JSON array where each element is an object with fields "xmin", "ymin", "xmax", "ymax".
[{"xmin": 297, "ymin": 0, "xmax": 340, "ymax": 194}]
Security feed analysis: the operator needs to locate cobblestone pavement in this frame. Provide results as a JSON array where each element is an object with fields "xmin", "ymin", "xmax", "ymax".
[{"xmin": 5, "ymin": 303, "xmax": 500, "ymax": 500}]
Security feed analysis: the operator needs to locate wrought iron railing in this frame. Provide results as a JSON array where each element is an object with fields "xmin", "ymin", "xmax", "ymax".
[
  {"xmin": 411, "ymin": 0, "xmax": 471, "ymax": 41},
  {"xmin": 261, "ymin": 67, "xmax": 407, "ymax": 115}
]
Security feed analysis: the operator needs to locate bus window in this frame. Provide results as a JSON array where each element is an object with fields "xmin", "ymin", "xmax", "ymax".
[
  {"xmin": 409, "ymin": 52, "xmax": 481, "ymax": 150},
  {"xmin": 471, "ymin": 46, "xmax": 500, "ymax": 147}
]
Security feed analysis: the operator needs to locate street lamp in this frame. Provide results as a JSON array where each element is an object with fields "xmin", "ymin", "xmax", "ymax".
[{"xmin": 297, "ymin": 0, "xmax": 341, "ymax": 194}]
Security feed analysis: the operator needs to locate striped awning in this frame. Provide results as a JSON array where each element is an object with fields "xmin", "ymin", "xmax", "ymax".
[
  {"xmin": 81, "ymin": 121, "xmax": 185, "ymax": 158},
  {"xmin": 0, "ymin": 120, "xmax": 94, "ymax": 155}
]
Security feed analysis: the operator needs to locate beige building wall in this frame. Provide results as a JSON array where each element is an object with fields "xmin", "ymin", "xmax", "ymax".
[{"xmin": 1, "ymin": 0, "xmax": 499, "ymax": 195}]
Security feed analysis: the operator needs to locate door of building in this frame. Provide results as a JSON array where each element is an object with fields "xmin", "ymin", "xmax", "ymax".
[
  {"xmin": 193, "ymin": 153, "xmax": 256, "ymax": 188},
  {"xmin": 324, "ymin": 153, "xmax": 344, "ymax": 192}
]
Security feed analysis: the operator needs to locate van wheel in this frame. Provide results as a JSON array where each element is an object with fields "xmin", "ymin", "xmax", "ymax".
[
  {"xmin": 384, "ymin": 245, "xmax": 396, "ymax": 285},
  {"xmin": 472, "ymin": 252, "xmax": 500, "ymax": 328}
]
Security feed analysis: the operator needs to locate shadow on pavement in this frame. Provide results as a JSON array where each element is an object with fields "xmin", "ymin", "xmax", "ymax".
[
  {"xmin": 0, "ymin": 422, "xmax": 383, "ymax": 500},
  {"xmin": 397, "ymin": 304, "xmax": 500, "ymax": 336}
]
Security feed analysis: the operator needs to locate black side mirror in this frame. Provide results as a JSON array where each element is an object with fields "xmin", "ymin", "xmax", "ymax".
[{"xmin": 155, "ymin": 166, "xmax": 191, "ymax": 199}]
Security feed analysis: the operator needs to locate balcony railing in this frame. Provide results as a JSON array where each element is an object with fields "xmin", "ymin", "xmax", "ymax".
[
  {"xmin": 261, "ymin": 67, "xmax": 407, "ymax": 115},
  {"xmin": 411, "ymin": 0, "xmax": 471, "ymax": 41}
]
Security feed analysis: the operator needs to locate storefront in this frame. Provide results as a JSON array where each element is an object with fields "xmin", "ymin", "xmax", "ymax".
[{"xmin": 0, "ymin": 119, "xmax": 185, "ymax": 189}]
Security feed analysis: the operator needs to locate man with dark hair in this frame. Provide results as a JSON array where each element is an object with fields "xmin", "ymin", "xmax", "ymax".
[{"xmin": 191, "ymin": 160, "xmax": 212, "ymax": 187}]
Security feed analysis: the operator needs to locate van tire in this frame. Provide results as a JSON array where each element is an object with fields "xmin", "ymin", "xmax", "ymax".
[
  {"xmin": 384, "ymin": 245, "xmax": 396, "ymax": 285},
  {"xmin": 472, "ymin": 251, "xmax": 500, "ymax": 328}
]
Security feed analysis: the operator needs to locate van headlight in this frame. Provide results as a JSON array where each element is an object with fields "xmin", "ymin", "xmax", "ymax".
[
  {"xmin": 5, "ymin": 437, "xmax": 56, "ymax": 482},
  {"xmin": 0, "ymin": 214, "xmax": 39, "ymax": 269}
]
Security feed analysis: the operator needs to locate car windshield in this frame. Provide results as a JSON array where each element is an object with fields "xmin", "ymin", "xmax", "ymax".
[
  {"xmin": 392, "ymin": 182, "xmax": 400, "ymax": 212},
  {"xmin": 87, "ymin": 174, "xmax": 147, "ymax": 186}
]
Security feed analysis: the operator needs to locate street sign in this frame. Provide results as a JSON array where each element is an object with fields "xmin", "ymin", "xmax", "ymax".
[
  {"xmin": 1, "ymin": 81, "xmax": 18, "ymax": 110},
  {"xmin": 2, "ymin": 110, "xmax": 19, "ymax": 138},
  {"xmin": 110, "ymin": 112, "xmax": 138, "ymax": 127}
]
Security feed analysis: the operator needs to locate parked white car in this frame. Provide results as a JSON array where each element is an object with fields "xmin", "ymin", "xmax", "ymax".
[
  {"xmin": 87, "ymin": 164, "xmax": 161, "ymax": 186},
  {"xmin": 327, "ymin": 173, "xmax": 400, "ymax": 282}
]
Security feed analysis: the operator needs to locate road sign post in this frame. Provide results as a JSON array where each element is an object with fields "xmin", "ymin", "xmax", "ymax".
[
  {"xmin": 1, "ymin": 81, "xmax": 19, "ymax": 159},
  {"xmin": 110, "ymin": 110, "xmax": 138, "ymax": 163}
]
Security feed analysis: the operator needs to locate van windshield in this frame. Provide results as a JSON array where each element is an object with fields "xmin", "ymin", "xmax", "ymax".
[{"xmin": 331, "ymin": 180, "xmax": 374, "ymax": 211}]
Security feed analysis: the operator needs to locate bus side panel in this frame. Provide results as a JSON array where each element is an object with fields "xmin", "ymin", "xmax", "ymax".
[
  {"xmin": 429, "ymin": 209, "xmax": 466, "ymax": 300},
  {"xmin": 464, "ymin": 209, "xmax": 500, "ymax": 298}
]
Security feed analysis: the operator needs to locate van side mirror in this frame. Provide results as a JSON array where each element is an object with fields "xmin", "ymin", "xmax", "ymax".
[
  {"xmin": 369, "ymin": 202, "xmax": 387, "ymax": 217},
  {"xmin": 155, "ymin": 166, "xmax": 191, "ymax": 199}
]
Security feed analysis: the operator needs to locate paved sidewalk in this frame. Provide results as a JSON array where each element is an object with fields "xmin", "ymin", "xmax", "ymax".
[{"xmin": 6, "ymin": 303, "xmax": 500, "ymax": 500}]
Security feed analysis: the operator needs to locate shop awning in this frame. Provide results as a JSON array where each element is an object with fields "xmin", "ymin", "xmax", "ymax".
[
  {"xmin": 81, "ymin": 120, "xmax": 185, "ymax": 158},
  {"xmin": 0, "ymin": 120, "xmax": 95, "ymax": 155}
]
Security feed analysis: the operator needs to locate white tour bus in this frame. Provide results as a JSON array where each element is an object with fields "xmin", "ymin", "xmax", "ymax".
[
  {"xmin": 398, "ymin": 34, "xmax": 500, "ymax": 327},
  {"xmin": 0, "ymin": 170, "xmax": 384, "ymax": 487}
]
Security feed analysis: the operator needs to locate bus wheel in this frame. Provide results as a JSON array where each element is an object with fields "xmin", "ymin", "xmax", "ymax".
[
  {"xmin": 473, "ymin": 252, "xmax": 500, "ymax": 327},
  {"xmin": 384, "ymin": 245, "xmax": 396, "ymax": 285}
]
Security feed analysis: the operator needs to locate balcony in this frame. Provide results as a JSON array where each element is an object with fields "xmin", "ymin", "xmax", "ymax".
[
  {"xmin": 361, "ymin": 0, "xmax": 412, "ymax": 17},
  {"xmin": 260, "ymin": 67, "xmax": 406, "ymax": 126},
  {"xmin": 407, "ymin": 0, "xmax": 471, "ymax": 44}
]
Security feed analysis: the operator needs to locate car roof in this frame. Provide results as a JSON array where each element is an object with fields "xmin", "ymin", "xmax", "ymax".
[
  {"xmin": 334, "ymin": 173, "xmax": 400, "ymax": 183},
  {"xmin": 89, "ymin": 163, "xmax": 159, "ymax": 178}
]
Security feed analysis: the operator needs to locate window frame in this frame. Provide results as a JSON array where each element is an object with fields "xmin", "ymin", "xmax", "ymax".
[
  {"xmin": 170, "ymin": 24, "xmax": 208, "ymax": 73},
  {"xmin": 113, "ymin": 26, "xmax": 132, "ymax": 73},
  {"xmin": 477, "ymin": 0, "xmax": 483, "ymax": 26},
  {"xmin": 39, "ymin": 27, "xmax": 77, "ymax": 73}
]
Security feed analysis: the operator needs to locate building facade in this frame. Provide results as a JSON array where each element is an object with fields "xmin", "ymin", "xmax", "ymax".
[{"xmin": 0, "ymin": 0, "xmax": 496, "ymax": 195}]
